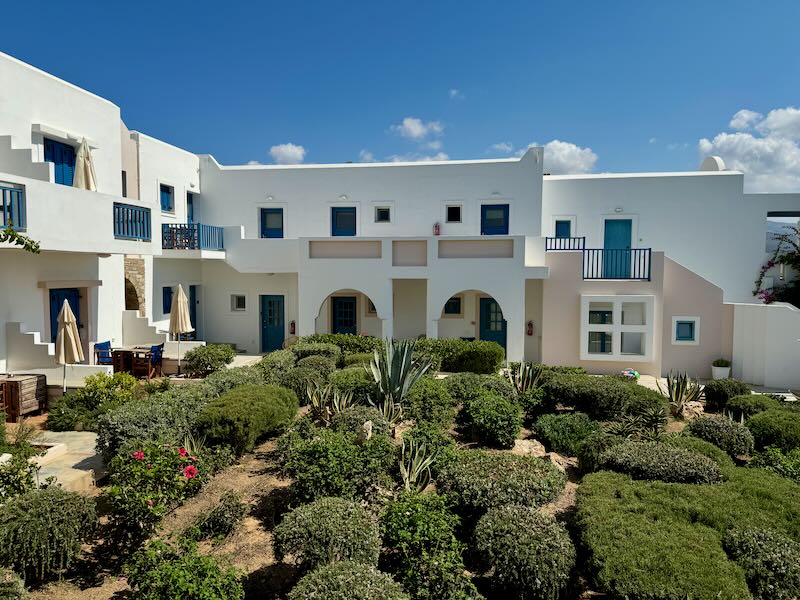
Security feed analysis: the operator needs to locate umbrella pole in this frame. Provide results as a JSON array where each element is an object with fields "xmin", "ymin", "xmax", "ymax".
[
  {"xmin": 177, "ymin": 338, "xmax": 181, "ymax": 376},
  {"xmin": 62, "ymin": 363, "xmax": 67, "ymax": 394}
]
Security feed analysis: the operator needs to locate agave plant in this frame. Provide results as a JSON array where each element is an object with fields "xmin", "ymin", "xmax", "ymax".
[
  {"xmin": 306, "ymin": 381, "xmax": 335, "ymax": 426},
  {"xmin": 604, "ymin": 415, "xmax": 643, "ymax": 439},
  {"xmin": 506, "ymin": 362, "xmax": 544, "ymax": 396},
  {"xmin": 369, "ymin": 338, "xmax": 431, "ymax": 406},
  {"xmin": 637, "ymin": 405, "xmax": 667, "ymax": 440},
  {"xmin": 658, "ymin": 371, "xmax": 702, "ymax": 420},
  {"xmin": 370, "ymin": 395, "xmax": 404, "ymax": 428},
  {"xmin": 399, "ymin": 437, "xmax": 438, "ymax": 492},
  {"xmin": 330, "ymin": 389, "xmax": 356, "ymax": 418}
]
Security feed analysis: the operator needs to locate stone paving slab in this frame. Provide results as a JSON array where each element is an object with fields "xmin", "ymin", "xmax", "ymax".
[{"xmin": 35, "ymin": 431, "xmax": 104, "ymax": 494}]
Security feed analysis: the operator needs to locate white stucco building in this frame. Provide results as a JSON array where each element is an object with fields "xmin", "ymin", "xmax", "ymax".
[{"xmin": 2, "ymin": 51, "xmax": 799, "ymax": 387}]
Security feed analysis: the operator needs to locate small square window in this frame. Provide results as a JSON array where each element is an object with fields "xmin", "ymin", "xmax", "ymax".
[
  {"xmin": 231, "ymin": 295, "xmax": 246, "ymax": 312},
  {"xmin": 375, "ymin": 207, "xmax": 391, "ymax": 223},
  {"xmin": 446, "ymin": 205, "xmax": 462, "ymax": 223},
  {"xmin": 675, "ymin": 321, "xmax": 695, "ymax": 341},
  {"xmin": 444, "ymin": 296, "xmax": 462, "ymax": 315},
  {"xmin": 555, "ymin": 220, "xmax": 571, "ymax": 238}
]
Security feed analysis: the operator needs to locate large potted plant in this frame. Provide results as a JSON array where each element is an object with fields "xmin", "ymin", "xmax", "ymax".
[{"xmin": 711, "ymin": 358, "xmax": 731, "ymax": 380}]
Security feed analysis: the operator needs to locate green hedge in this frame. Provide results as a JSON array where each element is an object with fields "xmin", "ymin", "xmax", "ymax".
[
  {"xmin": 599, "ymin": 440, "xmax": 722, "ymax": 484},
  {"xmin": 296, "ymin": 354, "xmax": 337, "ymax": 379},
  {"xmin": 195, "ymin": 384, "xmax": 298, "ymax": 456},
  {"xmin": 300, "ymin": 334, "xmax": 383, "ymax": 355},
  {"xmin": 47, "ymin": 372, "xmax": 138, "ymax": 432},
  {"xmin": 534, "ymin": 412, "xmax": 600, "ymax": 456},
  {"xmin": 183, "ymin": 344, "xmax": 236, "ymax": 377},
  {"xmin": 329, "ymin": 368, "xmax": 377, "ymax": 404},
  {"xmin": 661, "ymin": 433, "xmax": 737, "ymax": 478},
  {"xmin": 703, "ymin": 379, "xmax": 751, "ymax": 412},
  {"xmin": 203, "ymin": 365, "xmax": 266, "ymax": 396},
  {"xmin": 444, "ymin": 372, "xmax": 515, "ymax": 403},
  {"xmin": 686, "ymin": 415, "xmax": 754, "ymax": 456},
  {"xmin": 726, "ymin": 394, "xmax": 782, "ymax": 420},
  {"xmin": 406, "ymin": 376, "xmax": 455, "ymax": 427},
  {"xmin": 415, "ymin": 338, "xmax": 504, "ymax": 374},
  {"xmin": 290, "ymin": 341, "xmax": 342, "ymax": 362},
  {"xmin": 541, "ymin": 373, "xmax": 665, "ymax": 420},
  {"xmin": 751, "ymin": 446, "xmax": 800, "ymax": 483},
  {"xmin": 747, "ymin": 409, "xmax": 800, "ymax": 452},
  {"xmin": 288, "ymin": 561, "xmax": 409, "ymax": 600},
  {"xmin": 257, "ymin": 349, "xmax": 296, "ymax": 376},
  {"xmin": 460, "ymin": 389, "xmax": 522, "ymax": 449},
  {"xmin": 331, "ymin": 406, "xmax": 389, "ymax": 437},
  {"xmin": 342, "ymin": 352, "xmax": 374, "ymax": 368},
  {"xmin": 276, "ymin": 367, "xmax": 324, "ymax": 402},
  {"xmin": 723, "ymin": 527, "xmax": 800, "ymax": 600}
]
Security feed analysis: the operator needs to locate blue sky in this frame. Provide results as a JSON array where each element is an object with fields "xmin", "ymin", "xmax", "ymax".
[{"xmin": 3, "ymin": 1, "xmax": 799, "ymax": 188}]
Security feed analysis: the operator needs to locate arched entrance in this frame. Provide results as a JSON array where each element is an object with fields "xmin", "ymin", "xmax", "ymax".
[
  {"xmin": 315, "ymin": 289, "xmax": 383, "ymax": 337},
  {"xmin": 437, "ymin": 289, "xmax": 507, "ymax": 349}
]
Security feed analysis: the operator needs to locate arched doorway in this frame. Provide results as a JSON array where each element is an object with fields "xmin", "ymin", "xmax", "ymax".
[
  {"xmin": 437, "ymin": 289, "xmax": 506, "ymax": 349},
  {"xmin": 315, "ymin": 289, "xmax": 382, "ymax": 337}
]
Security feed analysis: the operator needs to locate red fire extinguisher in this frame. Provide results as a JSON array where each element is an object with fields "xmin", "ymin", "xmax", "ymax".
[
  {"xmin": 527, "ymin": 321, "xmax": 535, "ymax": 336},
  {"xmin": 289, "ymin": 320, "xmax": 296, "ymax": 335},
  {"xmin": 433, "ymin": 222, "xmax": 441, "ymax": 236}
]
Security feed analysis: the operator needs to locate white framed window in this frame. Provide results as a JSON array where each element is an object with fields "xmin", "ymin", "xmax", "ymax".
[
  {"xmin": 671, "ymin": 316, "xmax": 700, "ymax": 345},
  {"xmin": 230, "ymin": 294, "xmax": 247, "ymax": 312},
  {"xmin": 551, "ymin": 215, "xmax": 577, "ymax": 238},
  {"xmin": 446, "ymin": 204, "xmax": 462, "ymax": 223},
  {"xmin": 580, "ymin": 295, "xmax": 654, "ymax": 362}
]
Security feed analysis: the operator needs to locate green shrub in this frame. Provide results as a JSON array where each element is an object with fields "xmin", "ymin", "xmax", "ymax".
[
  {"xmin": 0, "ymin": 487, "xmax": 96, "ymax": 583},
  {"xmin": 274, "ymin": 497, "xmax": 380, "ymax": 570},
  {"xmin": 329, "ymin": 368, "xmax": 377, "ymax": 404},
  {"xmin": 195, "ymin": 384, "xmax": 297, "ymax": 456},
  {"xmin": 437, "ymin": 450, "xmax": 566, "ymax": 517},
  {"xmin": 280, "ymin": 427, "xmax": 395, "ymax": 502},
  {"xmin": 403, "ymin": 421, "xmax": 456, "ymax": 457},
  {"xmin": 575, "ymin": 471, "xmax": 752, "ymax": 600},
  {"xmin": 203, "ymin": 365, "xmax": 266, "ymax": 396},
  {"xmin": 126, "ymin": 539, "xmax": 243, "ymax": 600},
  {"xmin": 301, "ymin": 333, "xmax": 383, "ymax": 355},
  {"xmin": 751, "ymin": 446, "xmax": 800, "ymax": 483},
  {"xmin": 416, "ymin": 339, "xmax": 504, "ymax": 374},
  {"xmin": 96, "ymin": 383, "xmax": 212, "ymax": 460},
  {"xmin": 686, "ymin": 415, "xmax": 754, "ymax": 456},
  {"xmin": 474, "ymin": 505, "xmax": 575, "ymax": 600},
  {"xmin": 599, "ymin": 440, "xmax": 722, "ymax": 484},
  {"xmin": 518, "ymin": 387, "xmax": 548, "ymax": 422},
  {"xmin": 726, "ymin": 394, "xmax": 782, "ymax": 420},
  {"xmin": 460, "ymin": 390, "xmax": 521, "ymax": 448},
  {"xmin": 0, "ymin": 454, "xmax": 38, "ymax": 502},
  {"xmin": 257, "ymin": 348, "xmax": 296, "ymax": 376},
  {"xmin": 661, "ymin": 433, "xmax": 737, "ymax": 478},
  {"xmin": 0, "ymin": 569, "xmax": 26, "ymax": 599},
  {"xmin": 723, "ymin": 527, "xmax": 800, "ymax": 600},
  {"xmin": 343, "ymin": 352, "xmax": 373, "ymax": 367},
  {"xmin": 577, "ymin": 430, "xmax": 623, "ymax": 474},
  {"xmin": 189, "ymin": 491, "xmax": 246, "ymax": 542},
  {"xmin": 331, "ymin": 406, "xmax": 390, "ymax": 437},
  {"xmin": 703, "ymin": 378, "xmax": 751, "ymax": 412},
  {"xmin": 276, "ymin": 366, "xmax": 324, "ymax": 401},
  {"xmin": 290, "ymin": 341, "xmax": 342, "ymax": 362},
  {"xmin": 296, "ymin": 354, "xmax": 337, "ymax": 379},
  {"xmin": 535, "ymin": 412, "xmax": 600, "ymax": 456},
  {"xmin": 541, "ymin": 373, "xmax": 665, "ymax": 420},
  {"xmin": 406, "ymin": 377, "xmax": 455, "ymax": 427},
  {"xmin": 288, "ymin": 561, "xmax": 409, "ymax": 600},
  {"xmin": 47, "ymin": 372, "xmax": 139, "ymax": 432},
  {"xmin": 183, "ymin": 344, "xmax": 236, "ymax": 377},
  {"xmin": 747, "ymin": 409, "xmax": 800, "ymax": 452}
]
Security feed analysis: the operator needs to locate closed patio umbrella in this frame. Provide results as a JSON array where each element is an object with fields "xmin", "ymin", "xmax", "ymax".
[
  {"xmin": 73, "ymin": 138, "xmax": 97, "ymax": 192},
  {"xmin": 169, "ymin": 284, "xmax": 194, "ymax": 375},
  {"xmin": 55, "ymin": 299, "xmax": 84, "ymax": 392}
]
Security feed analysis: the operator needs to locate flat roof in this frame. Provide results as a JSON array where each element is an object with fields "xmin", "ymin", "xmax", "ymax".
[{"xmin": 545, "ymin": 170, "xmax": 742, "ymax": 180}]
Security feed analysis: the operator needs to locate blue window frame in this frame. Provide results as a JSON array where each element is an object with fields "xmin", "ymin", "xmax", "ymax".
[
  {"xmin": 555, "ymin": 220, "xmax": 571, "ymax": 238},
  {"xmin": 260, "ymin": 208, "xmax": 284, "ymax": 238},
  {"xmin": 162, "ymin": 286, "xmax": 173, "ymax": 315},
  {"xmin": 160, "ymin": 184, "xmax": 174, "ymax": 212},
  {"xmin": 675, "ymin": 320, "xmax": 696, "ymax": 342},
  {"xmin": 43, "ymin": 138, "xmax": 76, "ymax": 186},
  {"xmin": 480, "ymin": 204, "xmax": 509, "ymax": 235},
  {"xmin": 331, "ymin": 206, "xmax": 356, "ymax": 236},
  {"xmin": 444, "ymin": 296, "xmax": 462, "ymax": 315},
  {"xmin": 186, "ymin": 192, "xmax": 194, "ymax": 223}
]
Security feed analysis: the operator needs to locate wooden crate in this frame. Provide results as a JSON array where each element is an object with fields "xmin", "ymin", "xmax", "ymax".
[{"xmin": 0, "ymin": 375, "xmax": 47, "ymax": 421}]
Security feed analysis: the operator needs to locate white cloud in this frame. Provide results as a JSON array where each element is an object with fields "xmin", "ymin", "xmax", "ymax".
[
  {"xmin": 391, "ymin": 116, "xmax": 444, "ymax": 141},
  {"xmin": 699, "ymin": 106, "xmax": 800, "ymax": 192},
  {"xmin": 648, "ymin": 137, "xmax": 657, "ymax": 144},
  {"xmin": 269, "ymin": 143, "xmax": 306, "ymax": 164},
  {"xmin": 423, "ymin": 140, "xmax": 443, "ymax": 151},
  {"xmin": 449, "ymin": 88, "xmax": 464, "ymax": 100},
  {"xmin": 516, "ymin": 140, "xmax": 597, "ymax": 174},
  {"xmin": 490, "ymin": 141, "xmax": 514, "ymax": 153},
  {"xmin": 387, "ymin": 151, "xmax": 449, "ymax": 162},
  {"xmin": 247, "ymin": 160, "xmax": 262, "ymax": 165},
  {"xmin": 358, "ymin": 149, "xmax": 376, "ymax": 163},
  {"xmin": 729, "ymin": 109, "xmax": 762, "ymax": 130}
]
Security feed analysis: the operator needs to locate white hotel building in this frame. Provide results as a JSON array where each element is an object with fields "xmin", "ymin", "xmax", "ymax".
[{"xmin": 1, "ymin": 51, "xmax": 799, "ymax": 388}]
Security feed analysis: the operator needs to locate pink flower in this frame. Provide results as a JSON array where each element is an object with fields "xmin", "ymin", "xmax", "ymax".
[
  {"xmin": 183, "ymin": 465, "xmax": 199, "ymax": 479},
  {"xmin": 178, "ymin": 448, "xmax": 188, "ymax": 457},
  {"xmin": 132, "ymin": 451, "xmax": 145, "ymax": 461}
]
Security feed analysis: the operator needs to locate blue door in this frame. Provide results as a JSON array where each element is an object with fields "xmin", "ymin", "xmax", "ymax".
[
  {"xmin": 479, "ymin": 297, "xmax": 506, "ymax": 350},
  {"xmin": 260, "ymin": 295, "xmax": 285, "ymax": 352},
  {"xmin": 331, "ymin": 207, "xmax": 357, "ymax": 236},
  {"xmin": 260, "ymin": 208, "xmax": 284, "ymax": 238},
  {"xmin": 481, "ymin": 204, "xmax": 509, "ymax": 235},
  {"xmin": 43, "ymin": 138, "xmax": 75, "ymax": 186},
  {"xmin": 331, "ymin": 296, "xmax": 357, "ymax": 334},
  {"xmin": 49, "ymin": 288, "xmax": 80, "ymax": 343},
  {"xmin": 187, "ymin": 285, "xmax": 198, "ymax": 340},
  {"xmin": 187, "ymin": 193, "xmax": 194, "ymax": 224},
  {"xmin": 603, "ymin": 219, "xmax": 632, "ymax": 278}
]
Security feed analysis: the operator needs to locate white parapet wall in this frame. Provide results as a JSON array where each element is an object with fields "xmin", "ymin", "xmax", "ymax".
[{"xmin": 730, "ymin": 302, "xmax": 800, "ymax": 390}]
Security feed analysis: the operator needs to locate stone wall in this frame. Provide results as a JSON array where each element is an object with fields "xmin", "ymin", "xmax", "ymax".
[{"xmin": 124, "ymin": 256, "xmax": 145, "ymax": 316}]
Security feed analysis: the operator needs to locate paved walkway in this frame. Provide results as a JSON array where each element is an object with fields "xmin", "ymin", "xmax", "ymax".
[
  {"xmin": 35, "ymin": 431, "xmax": 104, "ymax": 494},
  {"xmin": 229, "ymin": 354, "xmax": 263, "ymax": 368}
]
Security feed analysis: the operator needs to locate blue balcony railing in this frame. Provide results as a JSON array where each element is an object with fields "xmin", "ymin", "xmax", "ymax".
[
  {"xmin": 113, "ymin": 202, "xmax": 152, "ymax": 241},
  {"xmin": 0, "ymin": 185, "xmax": 26, "ymax": 230},
  {"xmin": 162, "ymin": 223, "xmax": 224, "ymax": 250},
  {"xmin": 583, "ymin": 248, "xmax": 651, "ymax": 281}
]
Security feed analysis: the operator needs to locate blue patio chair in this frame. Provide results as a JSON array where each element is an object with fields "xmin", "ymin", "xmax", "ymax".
[
  {"xmin": 148, "ymin": 343, "xmax": 164, "ymax": 380},
  {"xmin": 94, "ymin": 341, "xmax": 113, "ymax": 366}
]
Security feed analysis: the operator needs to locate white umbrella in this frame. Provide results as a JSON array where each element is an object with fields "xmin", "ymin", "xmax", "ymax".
[
  {"xmin": 73, "ymin": 138, "xmax": 97, "ymax": 192},
  {"xmin": 55, "ymin": 299, "xmax": 84, "ymax": 392},
  {"xmin": 168, "ymin": 285, "xmax": 194, "ymax": 375}
]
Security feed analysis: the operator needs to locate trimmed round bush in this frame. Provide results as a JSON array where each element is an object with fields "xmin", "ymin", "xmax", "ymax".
[
  {"xmin": 541, "ymin": 373, "xmax": 665, "ymax": 420},
  {"xmin": 296, "ymin": 354, "xmax": 337, "ymax": 379},
  {"xmin": 183, "ymin": 344, "xmax": 236, "ymax": 377},
  {"xmin": 686, "ymin": 415, "xmax": 754, "ymax": 456},
  {"xmin": 194, "ymin": 384, "xmax": 298, "ymax": 456},
  {"xmin": 288, "ymin": 561, "xmax": 409, "ymax": 600},
  {"xmin": 274, "ymin": 497, "xmax": 380, "ymax": 570},
  {"xmin": 416, "ymin": 339, "xmax": 504, "ymax": 374},
  {"xmin": 599, "ymin": 440, "xmax": 722, "ymax": 484},
  {"xmin": 535, "ymin": 412, "xmax": 600, "ymax": 456},
  {"xmin": 0, "ymin": 487, "xmax": 96, "ymax": 583},
  {"xmin": 204, "ymin": 365, "xmax": 266, "ymax": 396},
  {"xmin": 291, "ymin": 341, "xmax": 342, "ymax": 362},
  {"xmin": 723, "ymin": 527, "xmax": 800, "ymax": 600},
  {"xmin": 750, "ymin": 446, "xmax": 800, "ymax": 483},
  {"xmin": 258, "ymin": 348, "xmax": 296, "ymax": 375},
  {"xmin": 406, "ymin": 376, "xmax": 455, "ymax": 427},
  {"xmin": 577, "ymin": 430, "xmax": 623, "ymax": 474},
  {"xmin": 661, "ymin": 433, "xmax": 737, "ymax": 478},
  {"xmin": 329, "ymin": 368, "xmax": 376, "ymax": 404},
  {"xmin": 518, "ymin": 386, "xmax": 548, "ymax": 422},
  {"xmin": 475, "ymin": 505, "xmax": 575, "ymax": 600},
  {"xmin": 301, "ymin": 333, "xmax": 384, "ymax": 355},
  {"xmin": 726, "ymin": 394, "xmax": 782, "ymax": 420},
  {"xmin": 276, "ymin": 366, "xmax": 324, "ymax": 401},
  {"xmin": 444, "ymin": 372, "xmax": 514, "ymax": 403},
  {"xmin": 343, "ymin": 352, "xmax": 373, "ymax": 368},
  {"xmin": 437, "ymin": 450, "xmax": 566, "ymax": 516},
  {"xmin": 403, "ymin": 421, "xmax": 456, "ymax": 455},
  {"xmin": 703, "ymin": 378, "xmax": 751, "ymax": 412},
  {"xmin": 331, "ymin": 406, "xmax": 389, "ymax": 436},
  {"xmin": 747, "ymin": 409, "xmax": 800, "ymax": 452},
  {"xmin": 460, "ymin": 389, "xmax": 522, "ymax": 448}
]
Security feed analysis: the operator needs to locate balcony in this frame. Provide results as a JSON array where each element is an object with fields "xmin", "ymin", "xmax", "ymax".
[
  {"xmin": 545, "ymin": 236, "xmax": 585, "ymax": 251},
  {"xmin": 114, "ymin": 203, "xmax": 151, "ymax": 241},
  {"xmin": 0, "ymin": 184, "xmax": 25, "ymax": 230},
  {"xmin": 162, "ymin": 223, "xmax": 224, "ymax": 251},
  {"xmin": 582, "ymin": 248, "xmax": 651, "ymax": 281}
]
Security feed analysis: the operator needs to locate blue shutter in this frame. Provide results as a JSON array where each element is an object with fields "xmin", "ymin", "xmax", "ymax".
[
  {"xmin": 331, "ymin": 207, "xmax": 356, "ymax": 236},
  {"xmin": 160, "ymin": 185, "xmax": 174, "ymax": 211},
  {"xmin": 44, "ymin": 138, "xmax": 76, "ymax": 186},
  {"xmin": 260, "ymin": 208, "xmax": 284, "ymax": 238},
  {"xmin": 187, "ymin": 192, "xmax": 194, "ymax": 223},
  {"xmin": 480, "ymin": 204, "xmax": 509, "ymax": 235},
  {"xmin": 162, "ymin": 287, "xmax": 173, "ymax": 314}
]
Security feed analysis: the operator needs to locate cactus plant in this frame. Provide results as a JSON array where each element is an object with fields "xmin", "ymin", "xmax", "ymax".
[
  {"xmin": 506, "ymin": 362, "xmax": 544, "ymax": 396},
  {"xmin": 658, "ymin": 371, "xmax": 702, "ymax": 420},
  {"xmin": 399, "ymin": 437, "xmax": 437, "ymax": 492}
]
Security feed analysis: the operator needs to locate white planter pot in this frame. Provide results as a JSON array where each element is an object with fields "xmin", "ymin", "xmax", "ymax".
[{"xmin": 711, "ymin": 366, "xmax": 731, "ymax": 380}]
